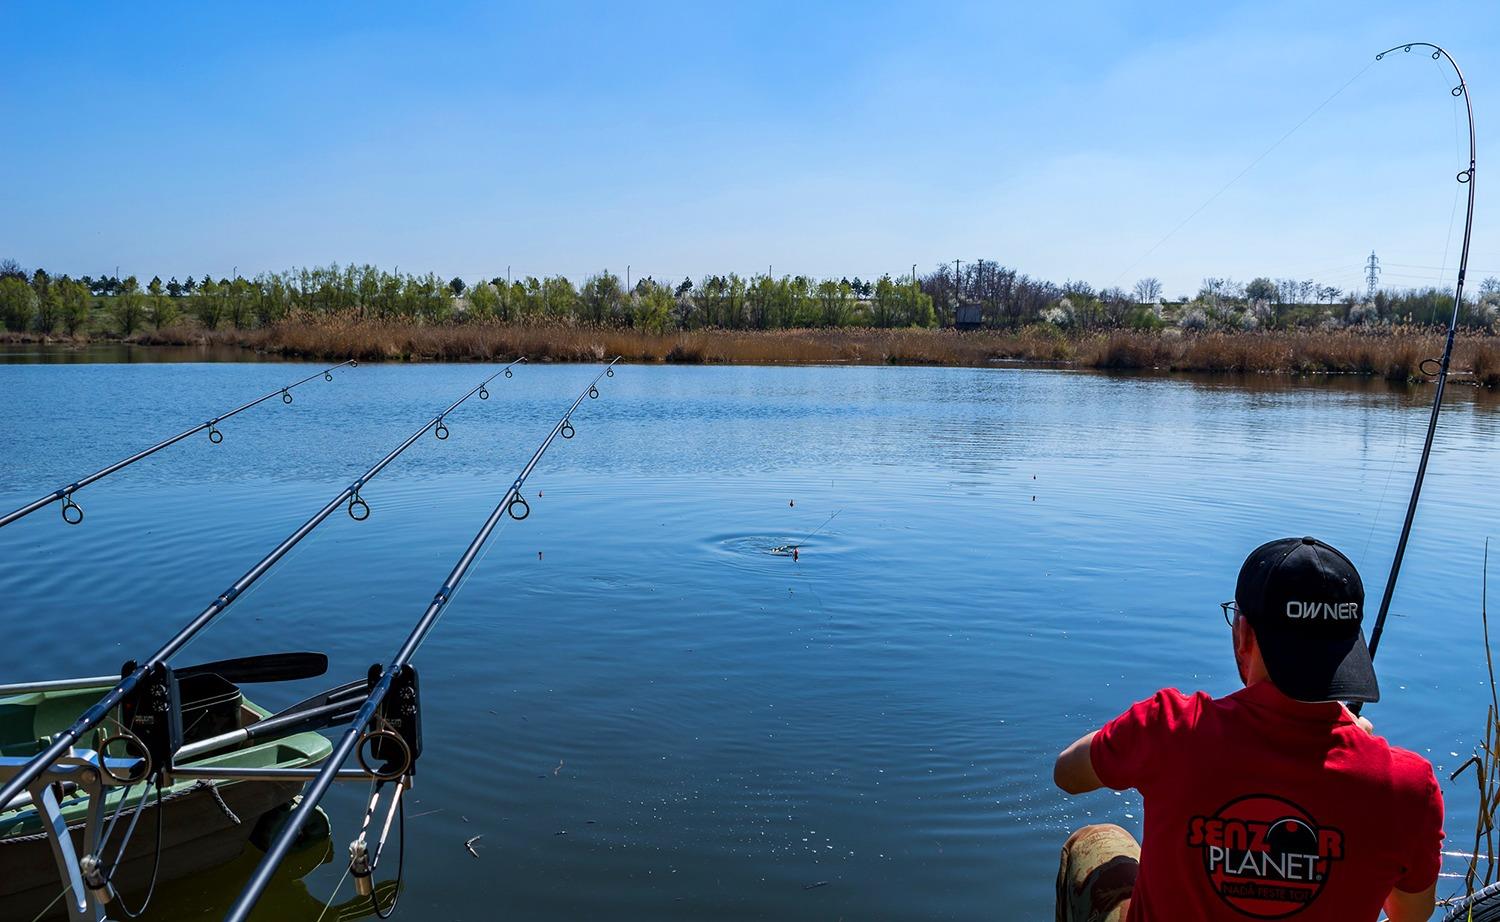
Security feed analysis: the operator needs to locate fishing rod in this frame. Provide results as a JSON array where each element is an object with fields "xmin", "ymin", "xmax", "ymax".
[
  {"xmin": 0, "ymin": 359, "xmax": 357, "ymax": 528},
  {"xmin": 0, "ymin": 357, "xmax": 526, "ymax": 814},
  {"xmin": 1361, "ymin": 43, "xmax": 1476, "ymax": 695},
  {"xmin": 223, "ymin": 357, "xmax": 621, "ymax": 922}
]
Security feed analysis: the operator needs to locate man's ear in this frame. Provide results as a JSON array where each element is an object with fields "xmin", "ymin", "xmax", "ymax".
[{"xmin": 1234, "ymin": 616, "xmax": 1256, "ymax": 659}]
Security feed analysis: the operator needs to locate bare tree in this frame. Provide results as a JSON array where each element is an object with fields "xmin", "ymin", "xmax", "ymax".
[{"xmin": 1133, "ymin": 277, "xmax": 1162, "ymax": 304}]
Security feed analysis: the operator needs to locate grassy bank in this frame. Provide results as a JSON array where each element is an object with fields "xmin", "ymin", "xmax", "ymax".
[{"xmin": 8, "ymin": 319, "xmax": 1499, "ymax": 385}]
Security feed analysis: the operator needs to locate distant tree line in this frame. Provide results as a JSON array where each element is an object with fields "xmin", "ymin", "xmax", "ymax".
[{"xmin": 1, "ymin": 257, "xmax": 1495, "ymax": 337}]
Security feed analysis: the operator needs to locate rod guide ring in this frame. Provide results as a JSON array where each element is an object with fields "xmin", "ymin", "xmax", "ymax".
[
  {"xmin": 282, "ymin": 389, "xmax": 293, "ymax": 405},
  {"xmin": 435, "ymin": 421, "xmax": 449, "ymax": 440},
  {"xmin": 479, "ymin": 386, "xmax": 489, "ymax": 400},
  {"xmin": 98, "ymin": 732, "xmax": 153, "ymax": 785},
  {"xmin": 507, "ymin": 495, "xmax": 530, "ymax": 521},
  {"xmin": 588, "ymin": 385, "xmax": 599, "ymax": 399},
  {"xmin": 1419, "ymin": 357, "xmax": 1444, "ymax": 377},
  {"xmin": 356, "ymin": 728, "xmax": 412, "ymax": 781},
  {"xmin": 504, "ymin": 368, "xmax": 513, "ymax": 379},
  {"xmin": 209, "ymin": 425, "xmax": 223, "ymax": 444},
  {"xmin": 61, "ymin": 496, "xmax": 84, "ymax": 525},
  {"xmin": 349, "ymin": 494, "xmax": 371, "ymax": 521},
  {"xmin": 325, "ymin": 372, "xmax": 334, "ymax": 382},
  {"xmin": 561, "ymin": 420, "xmax": 574, "ymax": 439},
  {"xmin": 606, "ymin": 367, "xmax": 614, "ymax": 377}
]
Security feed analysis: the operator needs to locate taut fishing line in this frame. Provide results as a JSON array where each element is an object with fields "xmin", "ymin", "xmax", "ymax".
[{"xmin": 1110, "ymin": 59, "xmax": 1377, "ymax": 287}]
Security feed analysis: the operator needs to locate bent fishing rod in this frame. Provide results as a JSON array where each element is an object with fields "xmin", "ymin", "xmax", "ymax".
[
  {"xmin": 0, "ymin": 359, "xmax": 356, "ymax": 528},
  {"xmin": 224, "ymin": 358, "xmax": 621, "ymax": 922},
  {"xmin": 0, "ymin": 357, "xmax": 526, "ymax": 811},
  {"xmin": 1357, "ymin": 43, "xmax": 1476, "ymax": 709}
]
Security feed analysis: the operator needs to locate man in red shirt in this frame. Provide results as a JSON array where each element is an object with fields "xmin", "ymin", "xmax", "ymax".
[{"xmin": 1052, "ymin": 536, "xmax": 1444, "ymax": 921}]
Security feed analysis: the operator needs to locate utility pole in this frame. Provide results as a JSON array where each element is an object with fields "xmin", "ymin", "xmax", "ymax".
[
  {"xmin": 1365, "ymin": 250, "xmax": 1380, "ymax": 301},
  {"xmin": 954, "ymin": 258, "xmax": 961, "ymax": 319},
  {"xmin": 627, "ymin": 265, "xmax": 631, "ymax": 291}
]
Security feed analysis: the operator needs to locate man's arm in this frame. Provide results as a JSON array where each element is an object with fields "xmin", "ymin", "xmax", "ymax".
[
  {"xmin": 1382, "ymin": 882, "xmax": 1435, "ymax": 922},
  {"xmin": 1054, "ymin": 731, "xmax": 1104, "ymax": 795}
]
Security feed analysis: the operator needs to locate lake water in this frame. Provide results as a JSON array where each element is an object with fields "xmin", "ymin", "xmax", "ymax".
[{"xmin": 1, "ymin": 354, "xmax": 1497, "ymax": 920}]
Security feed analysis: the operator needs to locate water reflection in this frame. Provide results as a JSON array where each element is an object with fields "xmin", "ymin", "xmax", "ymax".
[{"xmin": 0, "ymin": 354, "xmax": 1495, "ymax": 920}]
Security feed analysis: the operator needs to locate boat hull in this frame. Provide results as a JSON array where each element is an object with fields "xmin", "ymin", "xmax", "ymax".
[
  {"xmin": 0, "ymin": 682, "xmax": 334, "ymax": 920},
  {"xmin": 0, "ymin": 774, "xmax": 305, "ymax": 920}
]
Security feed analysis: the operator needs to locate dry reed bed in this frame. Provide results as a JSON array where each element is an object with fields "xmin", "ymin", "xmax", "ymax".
[{"xmin": 110, "ymin": 320, "xmax": 1500, "ymax": 386}]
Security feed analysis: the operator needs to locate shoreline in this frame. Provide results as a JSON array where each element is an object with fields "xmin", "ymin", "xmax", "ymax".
[{"xmin": 4, "ymin": 322, "xmax": 1498, "ymax": 386}]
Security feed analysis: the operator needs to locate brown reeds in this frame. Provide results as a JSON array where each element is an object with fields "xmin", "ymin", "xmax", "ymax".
[{"xmin": 106, "ymin": 317, "xmax": 1500, "ymax": 385}]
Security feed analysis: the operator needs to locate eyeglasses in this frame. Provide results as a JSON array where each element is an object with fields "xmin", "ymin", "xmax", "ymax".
[{"xmin": 1220, "ymin": 600, "xmax": 1240, "ymax": 628}]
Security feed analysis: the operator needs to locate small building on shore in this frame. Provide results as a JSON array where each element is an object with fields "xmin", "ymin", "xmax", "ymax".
[{"xmin": 954, "ymin": 304, "xmax": 983, "ymax": 330}]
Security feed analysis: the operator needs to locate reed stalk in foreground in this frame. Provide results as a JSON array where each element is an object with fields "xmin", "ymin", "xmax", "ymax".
[{"xmin": 1450, "ymin": 540, "xmax": 1498, "ymax": 910}]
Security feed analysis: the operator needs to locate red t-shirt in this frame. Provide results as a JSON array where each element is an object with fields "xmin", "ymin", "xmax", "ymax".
[{"xmin": 1090, "ymin": 682, "xmax": 1443, "ymax": 921}]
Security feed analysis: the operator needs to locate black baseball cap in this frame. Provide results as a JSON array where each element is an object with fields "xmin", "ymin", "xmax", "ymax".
[{"xmin": 1234, "ymin": 536, "xmax": 1379, "ymax": 704}]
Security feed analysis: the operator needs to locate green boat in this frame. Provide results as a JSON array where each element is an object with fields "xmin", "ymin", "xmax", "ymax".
[{"xmin": 0, "ymin": 675, "xmax": 335, "ymax": 921}]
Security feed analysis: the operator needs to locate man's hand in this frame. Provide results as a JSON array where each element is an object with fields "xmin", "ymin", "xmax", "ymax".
[
  {"xmin": 1342, "ymin": 705, "xmax": 1375, "ymax": 735},
  {"xmin": 1054, "ymin": 732, "xmax": 1104, "ymax": 795}
]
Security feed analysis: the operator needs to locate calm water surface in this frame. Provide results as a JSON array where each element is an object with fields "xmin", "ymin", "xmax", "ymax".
[{"xmin": 1, "ymin": 356, "xmax": 1497, "ymax": 920}]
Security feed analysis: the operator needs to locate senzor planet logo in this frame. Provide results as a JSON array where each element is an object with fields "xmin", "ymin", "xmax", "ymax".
[{"xmin": 1186, "ymin": 794, "xmax": 1344, "ymax": 918}]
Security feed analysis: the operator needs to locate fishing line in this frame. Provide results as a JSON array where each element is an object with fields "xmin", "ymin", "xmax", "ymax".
[
  {"xmin": 1360, "ymin": 409, "xmax": 1409, "ymax": 566},
  {"xmin": 795, "ymin": 508, "xmax": 843, "ymax": 549},
  {"xmin": 1111, "ymin": 58, "xmax": 1377, "ymax": 286},
  {"xmin": 27, "ymin": 885, "xmax": 70, "ymax": 922},
  {"xmin": 107, "ymin": 784, "xmax": 163, "ymax": 919},
  {"xmin": 315, "ymin": 857, "xmax": 357, "ymax": 922}
]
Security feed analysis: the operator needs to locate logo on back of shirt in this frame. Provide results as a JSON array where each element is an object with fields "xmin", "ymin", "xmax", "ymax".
[{"xmin": 1186, "ymin": 794, "xmax": 1345, "ymax": 918}]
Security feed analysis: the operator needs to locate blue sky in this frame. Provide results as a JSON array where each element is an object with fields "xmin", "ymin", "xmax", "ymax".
[{"xmin": 2, "ymin": 1, "xmax": 1496, "ymax": 298}]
